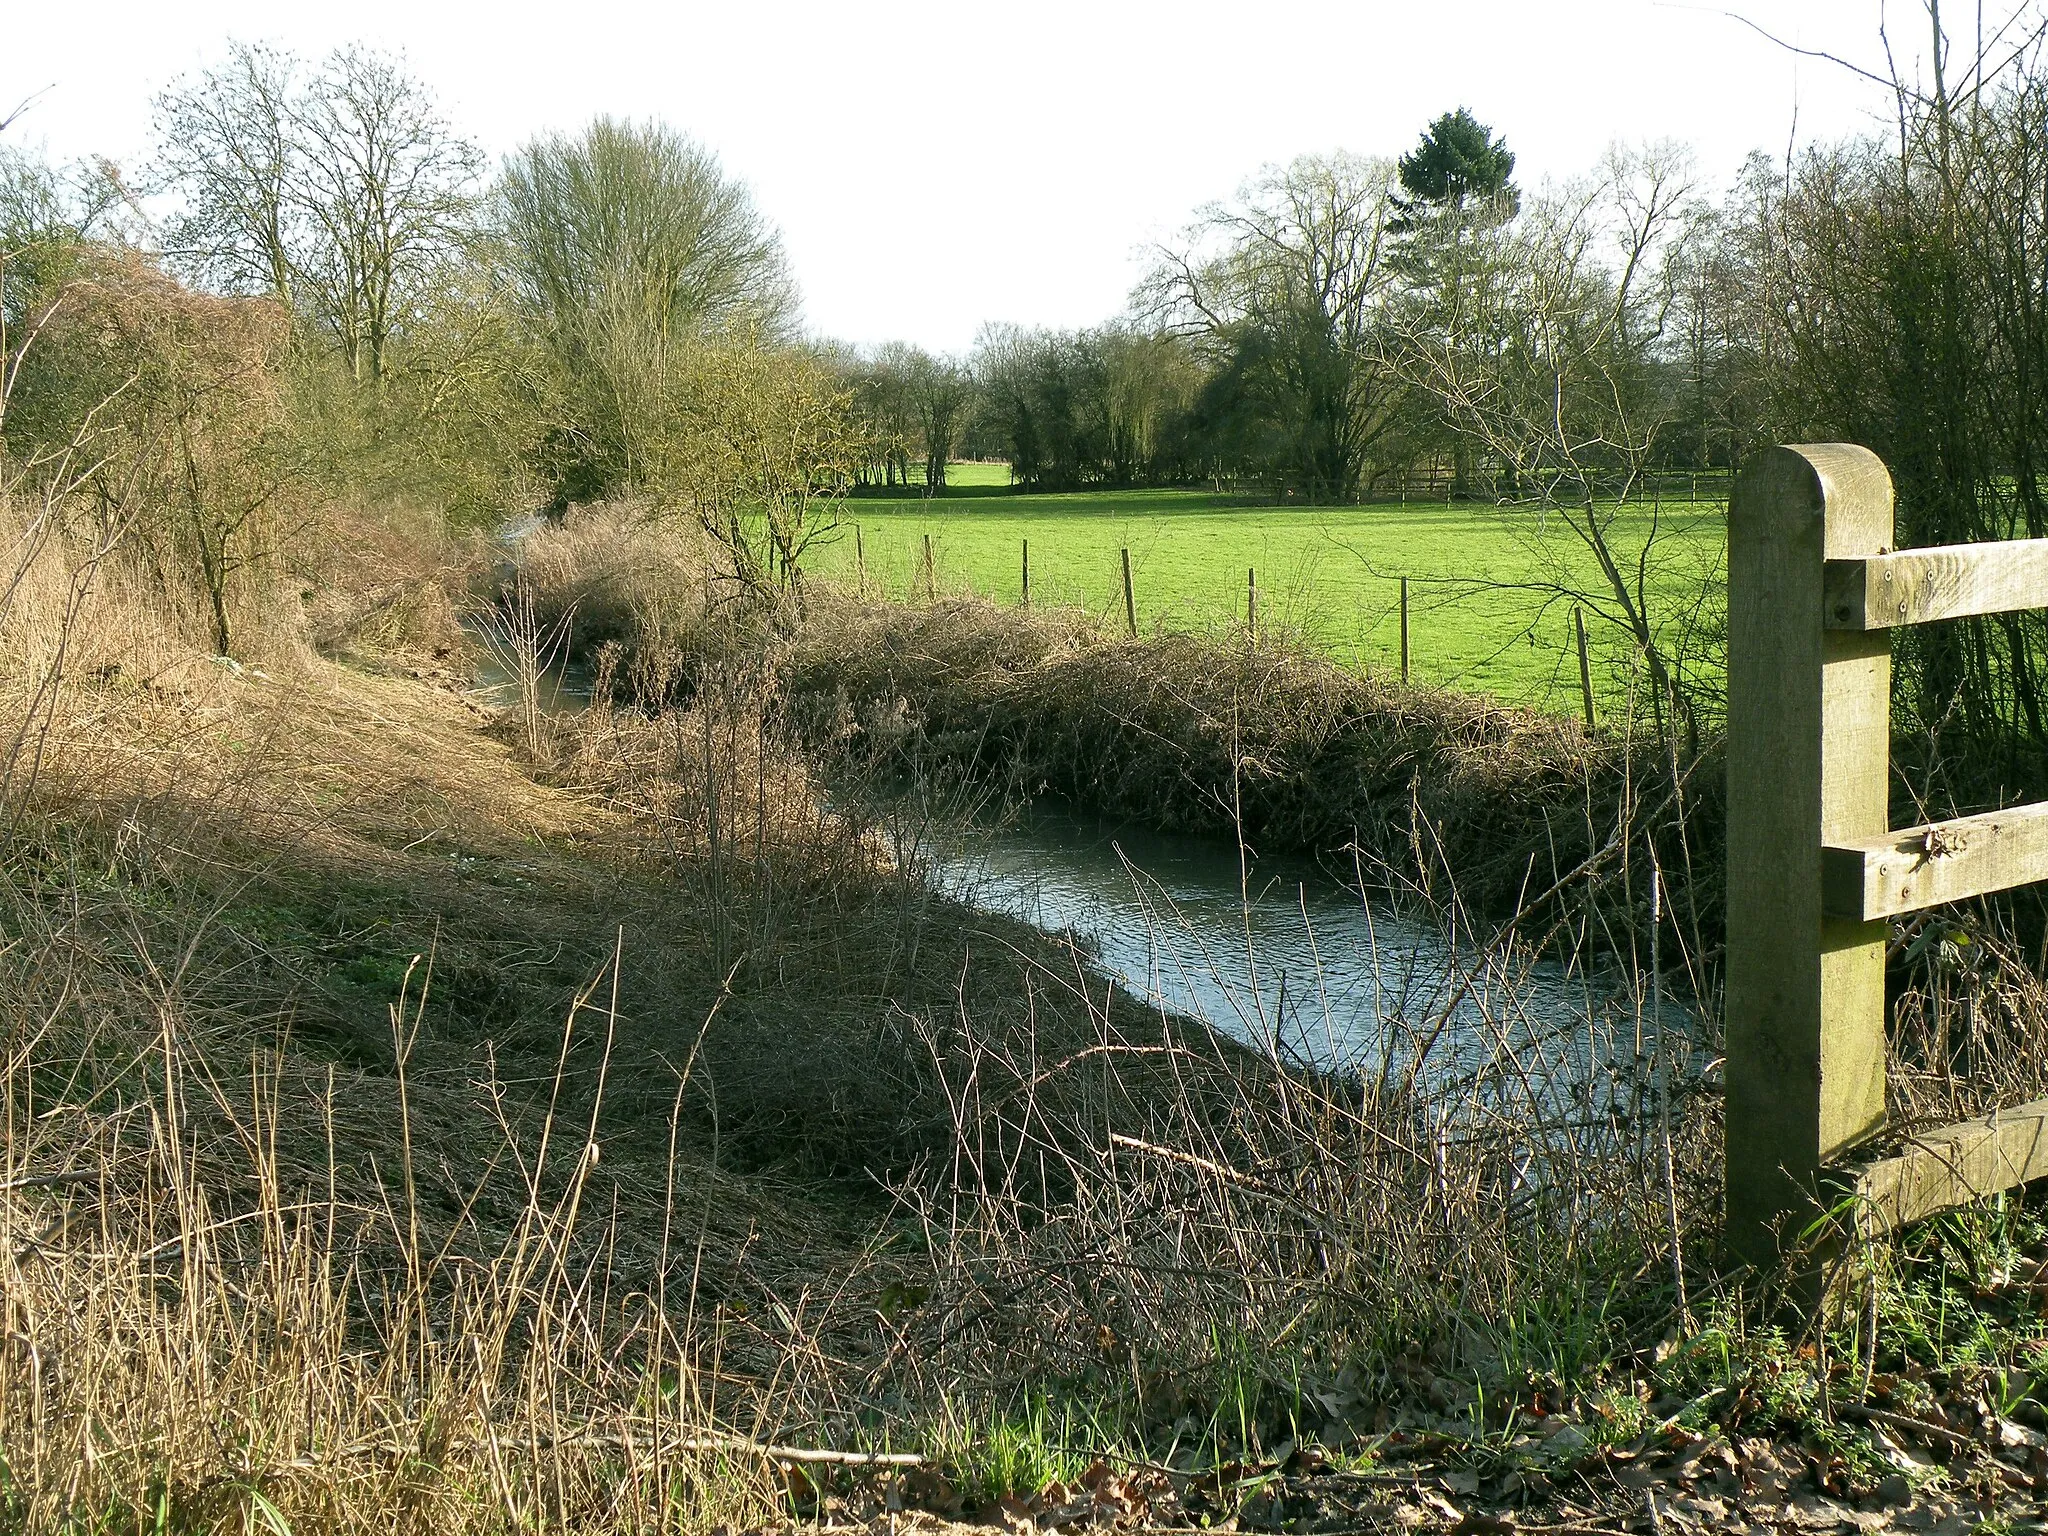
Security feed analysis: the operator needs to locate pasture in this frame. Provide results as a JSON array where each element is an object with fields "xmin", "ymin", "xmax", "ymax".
[{"xmin": 814, "ymin": 476, "xmax": 1728, "ymax": 713}]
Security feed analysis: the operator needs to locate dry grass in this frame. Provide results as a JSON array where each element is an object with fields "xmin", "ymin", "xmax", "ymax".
[
  {"xmin": 0, "ymin": 491, "xmax": 1210, "ymax": 1530},
  {"xmin": 13, "ymin": 472, "xmax": 2048, "ymax": 1534},
  {"xmin": 299, "ymin": 500, "xmax": 475, "ymax": 665},
  {"xmin": 777, "ymin": 591, "xmax": 1723, "ymax": 977},
  {"xmin": 512, "ymin": 502, "xmax": 738, "ymax": 708},
  {"xmin": 0, "ymin": 491, "xmax": 851, "ymax": 1527},
  {"xmin": 0, "ymin": 518, "xmax": 845, "ymax": 1529}
]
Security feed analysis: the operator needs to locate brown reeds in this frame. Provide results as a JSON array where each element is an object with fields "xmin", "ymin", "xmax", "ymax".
[
  {"xmin": 777, "ymin": 590, "xmax": 1723, "ymax": 962},
  {"xmin": 13, "ymin": 439, "xmax": 2048, "ymax": 1531}
]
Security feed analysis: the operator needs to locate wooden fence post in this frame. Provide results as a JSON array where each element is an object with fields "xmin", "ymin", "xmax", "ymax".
[
  {"xmin": 1022, "ymin": 539, "xmax": 1030, "ymax": 607},
  {"xmin": 1400, "ymin": 577, "xmax": 1411, "ymax": 684},
  {"xmin": 1247, "ymin": 566, "xmax": 1257, "ymax": 640},
  {"xmin": 855, "ymin": 524, "xmax": 865, "ymax": 598},
  {"xmin": 1121, "ymin": 548, "xmax": 1138, "ymax": 637},
  {"xmin": 1725, "ymin": 444, "xmax": 1894, "ymax": 1267},
  {"xmin": 923, "ymin": 533, "xmax": 936, "ymax": 603},
  {"xmin": 1574, "ymin": 606, "xmax": 1596, "ymax": 730}
]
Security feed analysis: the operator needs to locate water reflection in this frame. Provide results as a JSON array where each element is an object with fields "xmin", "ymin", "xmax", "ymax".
[
  {"xmin": 461, "ymin": 618, "xmax": 593, "ymax": 714},
  {"xmin": 928, "ymin": 804, "xmax": 1675, "ymax": 1086}
]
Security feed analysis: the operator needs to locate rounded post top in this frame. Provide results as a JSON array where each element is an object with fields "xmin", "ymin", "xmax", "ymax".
[{"xmin": 1732, "ymin": 444, "xmax": 1894, "ymax": 557}]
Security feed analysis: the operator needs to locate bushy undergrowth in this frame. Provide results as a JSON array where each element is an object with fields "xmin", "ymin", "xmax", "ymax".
[{"xmin": 10, "ymin": 472, "xmax": 2048, "ymax": 1533}]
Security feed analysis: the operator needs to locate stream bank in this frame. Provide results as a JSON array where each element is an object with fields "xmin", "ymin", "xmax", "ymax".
[
  {"xmin": 473, "ymin": 537, "xmax": 1698, "ymax": 1072},
  {"xmin": 780, "ymin": 593, "xmax": 1724, "ymax": 965}
]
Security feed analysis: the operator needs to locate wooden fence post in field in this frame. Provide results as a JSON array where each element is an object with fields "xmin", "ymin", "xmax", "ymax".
[
  {"xmin": 1726, "ymin": 444, "xmax": 1893, "ymax": 1267},
  {"xmin": 1726, "ymin": 445, "xmax": 2048, "ymax": 1268},
  {"xmin": 1400, "ymin": 577, "xmax": 1411, "ymax": 684},
  {"xmin": 1573, "ymin": 606, "xmax": 1596, "ymax": 730},
  {"xmin": 1247, "ymin": 566, "xmax": 1257, "ymax": 640},
  {"xmin": 923, "ymin": 533, "xmax": 936, "ymax": 603},
  {"xmin": 1121, "ymin": 548, "xmax": 1137, "ymax": 637},
  {"xmin": 855, "ymin": 524, "xmax": 866, "ymax": 598},
  {"xmin": 1021, "ymin": 539, "xmax": 1030, "ymax": 607}
]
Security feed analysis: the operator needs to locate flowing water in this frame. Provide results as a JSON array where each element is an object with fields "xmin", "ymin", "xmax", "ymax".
[
  {"xmin": 925, "ymin": 802, "xmax": 1672, "ymax": 1084},
  {"xmin": 461, "ymin": 554, "xmax": 1674, "ymax": 1086}
]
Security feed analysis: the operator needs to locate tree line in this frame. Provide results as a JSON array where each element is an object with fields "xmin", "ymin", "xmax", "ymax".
[
  {"xmin": 13, "ymin": 15, "xmax": 2048, "ymax": 766},
  {"xmin": 831, "ymin": 109, "xmax": 1753, "ymax": 504},
  {"xmin": 2, "ymin": 40, "xmax": 854, "ymax": 643}
]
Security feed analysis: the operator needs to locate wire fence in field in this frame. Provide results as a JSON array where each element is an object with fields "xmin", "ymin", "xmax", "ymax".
[{"xmin": 823, "ymin": 492, "xmax": 1730, "ymax": 725}]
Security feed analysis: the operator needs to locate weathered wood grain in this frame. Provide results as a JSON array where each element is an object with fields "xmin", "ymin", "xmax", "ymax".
[
  {"xmin": 1726, "ymin": 444, "xmax": 1893, "ymax": 1268},
  {"xmin": 1823, "ymin": 801, "xmax": 2048, "ymax": 920},
  {"xmin": 1850, "ymin": 1100, "xmax": 2048, "ymax": 1236},
  {"xmin": 1825, "ymin": 538, "xmax": 2048, "ymax": 629}
]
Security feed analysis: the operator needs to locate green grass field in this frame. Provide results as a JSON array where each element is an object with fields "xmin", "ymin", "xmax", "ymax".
[{"xmin": 813, "ymin": 473, "xmax": 1728, "ymax": 714}]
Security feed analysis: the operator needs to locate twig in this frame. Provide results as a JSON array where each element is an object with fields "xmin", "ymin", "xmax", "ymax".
[
  {"xmin": 1838, "ymin": 1404, "xmax": 1979, "ymax": 1451},
  {"xmin": 1105, "ymin": 1132, "xmax": 1283, "ymax": 1198},
  {"xmin": 532, "ymin": 1429, "xmax": 924, "ymax": 1465}
]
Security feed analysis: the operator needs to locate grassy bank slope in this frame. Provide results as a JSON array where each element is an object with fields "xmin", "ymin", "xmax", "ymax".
[
  {"xmin": 3, "ymin": 513, "xmax": 1247, "ymax": 1528},
  {"xmin": 12, "ymin": 500, "xmax": 2048, "ymax": 1535}
]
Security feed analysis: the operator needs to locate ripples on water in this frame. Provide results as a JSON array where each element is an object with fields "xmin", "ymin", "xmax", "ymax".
[{"xmin": 927, "ymin": 804, "xmax": 1690, "ymax": 1105}]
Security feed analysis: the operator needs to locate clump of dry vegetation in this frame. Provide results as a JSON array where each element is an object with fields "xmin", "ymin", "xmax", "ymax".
[
  {"xmin": 508, "ymin": 502, "xmax": 736, "ymax": 709},
  {"xmin": 775, "ymin": 590, "xmax": 1723, "ymax": 973},
  {"xmin": 12, "ymin": 139, "xmax": 2048, "ymax": 1536}
]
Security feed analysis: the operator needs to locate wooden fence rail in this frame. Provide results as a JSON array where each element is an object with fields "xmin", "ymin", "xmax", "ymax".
[{"xmin": 1727, "ymin": 444, "xmax": 2048, "ymax": 1264}]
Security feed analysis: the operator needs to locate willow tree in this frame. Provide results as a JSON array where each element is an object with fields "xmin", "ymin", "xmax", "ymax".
[
  {"xmin": 1142, "ymin": 152, "xmax": 1404, "ymax": 501},
  {"xmin": 493, "ymin": 118, "xmax": 797, "ymax": 505}
]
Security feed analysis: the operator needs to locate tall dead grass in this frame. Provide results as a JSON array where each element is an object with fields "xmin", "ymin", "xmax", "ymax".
[
  {"xmin": 0, "ymin": 495, "xmax": 867, "ymax": 1529},
  {"xmin": 1, "ymin": 947, "xmax": 811, "ymax": 1533},
  {"xmin": 512, "ymin": 502, "xmax": 742, "ymax": 709},
  {"xmin": 0, "ymin": 481, "xmax": 1224, "ymax": 1529},
  {"xmin": 14, "ymin": 457, "xmax": 2048, "ymax": 1533}
]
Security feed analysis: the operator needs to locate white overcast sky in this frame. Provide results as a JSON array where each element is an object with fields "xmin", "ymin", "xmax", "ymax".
[{"xmin": 3, "ymin": 1, "xmax": 1982, "ymax": 353}]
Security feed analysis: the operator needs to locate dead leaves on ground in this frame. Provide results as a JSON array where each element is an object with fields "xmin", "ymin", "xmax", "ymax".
[{"xmin": 757, "ymin": 1411, "xmax": 2048, "ymax": 1535}]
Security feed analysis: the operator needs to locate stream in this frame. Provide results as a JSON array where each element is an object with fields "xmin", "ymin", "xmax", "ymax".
[
  {"xmin": 465, "ymin": 556, "xmax": 1677, "ymax": 1088},
  {"xmin": 922, "ymin": 803, "xmax": 1669, "ymax": 1083}
]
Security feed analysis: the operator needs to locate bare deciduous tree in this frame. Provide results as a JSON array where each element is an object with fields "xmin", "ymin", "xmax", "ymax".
[
  {"xmin": 650, "ymin": 335, "xmax": 858, "ymax": 598},
  {"xmin": 902, "ymin": 348, "xmax": 972, "ymax": 490},
  {"xmin": 153, "ymin": 43, "xmax": 480, "ymax": 385},
  {"xmin": 12, "ymin": 256, "xmax": 291, "ymax": 655},
  {"xmin": 1143, "ymin": 152, "xmax": 1405, "ymax": 501},
  {"xmin": 289, "ymin": 47, "xmax": 481, "ymax": 386},
  {"xmin": 1394, "ymin": 142, "xmax": 1704, "ymax": 721}
]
